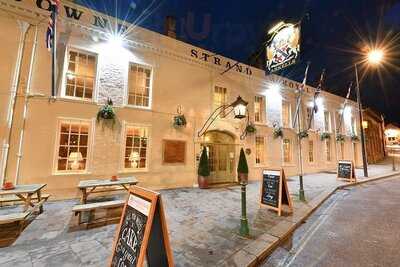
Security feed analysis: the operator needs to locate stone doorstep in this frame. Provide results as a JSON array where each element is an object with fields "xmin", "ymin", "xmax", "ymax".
[{"xmin": 222, "ymin": 171, "xmax": 400, "ymax": 267}]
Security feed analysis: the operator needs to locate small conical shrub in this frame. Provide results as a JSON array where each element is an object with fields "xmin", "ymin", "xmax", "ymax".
[
  {"xmin": 237, "ymin": 148, "xmax": 249, "ymax": 174},
  {"xmin": 198, "ymin": 147, "xmax": 210, "ymax": 177}
]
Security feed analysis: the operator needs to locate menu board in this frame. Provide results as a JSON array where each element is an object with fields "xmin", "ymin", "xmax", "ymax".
[
  {"xmin": 261, "ymin": 170, "xmax": 280, "ymax": 208},
  {"xmin": 110, "ymin": 187, "xmax": 174, "ymax": 267},
  {"xmin": 337, "ymin": 160, "xmax": 355, "ymax": 181},
  {"xmin": 260, "ymin": 169, "xmax": 293, "ymax": 216},
  {"xmin": 111, "ymin": 194, "xmax": 150, "ymax": 267},
  {"xmin": 163, "ymin": 140, "xmax": 186, "ymax": 164}
]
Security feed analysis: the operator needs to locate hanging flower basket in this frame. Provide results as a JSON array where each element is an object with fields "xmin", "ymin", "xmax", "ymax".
[
  {"xmin": 298, "ymin": 130, "xmax": 309, "ymax": 139},
  {"xmin": 336, "ymin": 133, "xmax": 346, "ymax": 143},
  {"xmin": 173, "ymin": 114, "xmax": 187, "ymax": 128},
  {"xmin": 245, "ymin": 124, "xmax": 257, "ymax": 134},
  {"xmin": 351, "ymin": 134, "xmax": 360, "ymax": 142},
  {"xmin": 97, "ymin": 98, "xmax": 116, "ymax": 127},
  {"xmin": 320, "ymin": 132, "xmax": 331, "ymax": 141},
  {"xmin": 273, "ymin": 126, "xmax": 283, "ymax": 139}
]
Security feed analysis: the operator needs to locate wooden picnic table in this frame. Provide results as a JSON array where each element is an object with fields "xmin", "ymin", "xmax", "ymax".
[
  {"xmin": 0, "ymin": 184, "xmax": 47, "ymax": 213},
  {"xmin": 77, "ymin": 177, "xmax": 138, "ymax": 204}
]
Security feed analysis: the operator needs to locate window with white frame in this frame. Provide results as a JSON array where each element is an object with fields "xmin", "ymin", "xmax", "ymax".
[
  {"xmin": 308, "ymin": 140, "xmax": 314, "ymax": 163},
  {"xmin": 56, "ymin": 119, "xmax": 90, "ymax": 172},
  {"xmin": 128, "ymin": 63, "xmax": 152, "ymax": 107},
  {"xmin": 351, "ymin": 116, "xmax": 358, "ymax": 135},
  {"xmin": 282, "ymin": 101, "xmax": 291, "ymax": 128},
  {"xmin": 255, "ymin": 136, "xmax": 265, "ymax": 164},
  {"xmin": 254, "ymin": 96, "xmax": 265, "ymax": 123},
  {"xmin": 65, "ymin": 50, "xmax": 96, "ymax": 100},
  {"xmin": 124, "ymin": 126, "xmax": 149, "ymax": 170},
  {"xmin": 324, "ymin": 111, "xmax": 331, "ymax": 132},
  {"xmin": 325, "ymin": 139, "xmax": 332, "ymax": 161},
  {"xmin": 213, "ymin": 86, "xmax": 227, "ymax": 117},
  {"xmin": 306, "ymin": 107, "xmax": 314, "ymax": 129},
  {"xmin": 340, "ymin": 142, "xmax": 345, "ymax": 159},
  {"xmin": 283, "ymin": 138, "xmax": 292, "ymax": 163},
  {"xmin": 336, "ymin": 111, "xmax": 344, "ymax": 134}
]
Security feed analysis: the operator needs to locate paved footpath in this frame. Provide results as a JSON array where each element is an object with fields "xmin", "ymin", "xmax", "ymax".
[
  {"xmin": 0, "ymin": 161, "xmax": 398, "ymax": 266},
  {"xmin": 263, "ymin": 176, "xmax": 400, "ymax": 267}
]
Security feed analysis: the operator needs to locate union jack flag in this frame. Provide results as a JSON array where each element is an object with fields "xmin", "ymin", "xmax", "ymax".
[{"xmin": 46, "ymin": 0, "xmax": 60, "ymax": 50}]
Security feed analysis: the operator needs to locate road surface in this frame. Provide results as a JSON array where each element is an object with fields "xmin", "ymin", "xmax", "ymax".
[{"xmin": 263, "ymin": 176, "xmax": 400, "ymax": 267}]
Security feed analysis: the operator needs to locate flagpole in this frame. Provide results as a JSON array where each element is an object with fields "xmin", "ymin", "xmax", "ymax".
[{"xmin": 51, "ymin": 5, "xmax": 57, "ymax": 98}]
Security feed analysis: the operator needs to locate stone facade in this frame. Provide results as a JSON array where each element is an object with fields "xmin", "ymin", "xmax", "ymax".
[{"xmin": 0, "ymin": 0, "xmax": 362, "ymax": 198}]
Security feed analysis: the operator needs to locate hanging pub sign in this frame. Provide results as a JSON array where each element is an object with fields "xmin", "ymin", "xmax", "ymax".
[
  {"xmin": 266, "ymin": 22, "xmax": 301, "ymax": 74},
  {"xmin": 337, "ymin": 160, "xmax": 356, "ymax": 183},
  {"xmin": 260, "ymin": 169, "xmax": 293, "ymax": 216},
  {"xmin": 110, "ymin": 186, "xmax": 174, "ymax": 267}
]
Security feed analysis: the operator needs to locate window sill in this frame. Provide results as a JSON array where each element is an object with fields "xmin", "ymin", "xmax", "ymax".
[
  {"xmin": 118, "ymin": 169, "xmax": 149, "ymax": 174},
  {"xmin": 282, "ymin": 163, "xmax": 296, "ymax": 167},
  {"xmin": 52, "ymin": 171, "xmax": 92, "ymax": 176},
  {"xmin": 59, "ymin": 96, "xmax": 95, "ymax": 104},
  {"xmin": 124, "ymin": 105, "xmax": 152, "ymax": 111},
  {"xmin": 254, "ymin": 164, "xmax": 269, "ymax": 168}
]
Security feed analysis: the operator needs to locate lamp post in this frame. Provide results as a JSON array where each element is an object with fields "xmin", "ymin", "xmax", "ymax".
[{"xmin": 354, "ymin": 48, "xmax": 384, "ymax": 178}]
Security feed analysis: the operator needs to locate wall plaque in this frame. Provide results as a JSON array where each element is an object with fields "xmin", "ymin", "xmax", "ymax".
[{"xmin": 163, "ymin": 140, "xmax": 186, "ymax": 164}]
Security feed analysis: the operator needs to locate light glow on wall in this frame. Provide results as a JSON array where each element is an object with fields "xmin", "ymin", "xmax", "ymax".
[{"xmin": 343, "ymin": 106, "xmax": 352, "ymax": 129}]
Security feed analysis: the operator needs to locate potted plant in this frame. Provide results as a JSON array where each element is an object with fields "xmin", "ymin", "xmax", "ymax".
[
  {"xmin": 173, "ymin": 114, "xmax": 187, "ymax": 128},
  {"xmin": 320, "ymin": 132, "xmax": 331, "ymax": 141},
  {"xmin": 336, "ymin": 133, "xmax": 345, "ymax": 143},
  {"xmin": 197, "ymin": 147, "xmax": 210, "ymax": 189},
  {"xmin": 237, "ymin": 148, "xmax": 249, "ymax": 185},
  {"xmin": 298, "ymin": 130, "xmax": 309, "ymax": 139},
  {"xmin": 97, "ymin": 98, "xmax": 117, "ymax": 127},
  {"xmin": 351, "ymin": 133, "xmax": 360, "ymax": 142},
  {"xmin": 245, "ymin": 123, "xmax": 256, "ymax": 134}
]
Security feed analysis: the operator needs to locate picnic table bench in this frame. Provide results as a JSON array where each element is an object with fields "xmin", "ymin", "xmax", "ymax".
[
  {"xmin": 0, "ymin": 184, "xmax": 48, "ymax": 234},
  {"xmin": 74, "ymin": 177, "xmax": 138, "ymax": 224}
]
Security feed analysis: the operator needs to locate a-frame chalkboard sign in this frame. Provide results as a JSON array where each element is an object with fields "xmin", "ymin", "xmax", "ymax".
[
  {"xmin": 260, "ymin": 169, "xmax": 293, "ymax": 216},
  {"xmin": 337, "ymin": 160, "xmax": 356, "ymax": 183},
  {"xmin": 110, "ymin": 186, "xmax": 174, "ymax": 267}
]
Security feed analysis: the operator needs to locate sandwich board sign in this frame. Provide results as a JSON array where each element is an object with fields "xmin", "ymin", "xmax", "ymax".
[
  {"xmin": 260, "ymin": 169, "xmax": 293, "ymax": 216},
  {"xmin": 337, "ymin": 160, "xmax": 356, "ymax": 183},
  {"xmin": 110, "ymin": 186, "xmax": 174, "ymax": 267}
]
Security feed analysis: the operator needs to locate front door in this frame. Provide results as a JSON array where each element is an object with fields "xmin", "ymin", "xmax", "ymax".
[{"xmin": 202, "ymin": 131, "xmax": 236, "ymax": 184}]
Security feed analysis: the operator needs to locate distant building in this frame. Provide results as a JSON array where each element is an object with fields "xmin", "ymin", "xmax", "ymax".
[
  {"xmin": 385, "ymin": 123, "xmax": 400, "ymax": 146},
  {"xmin": 362, "ymin": 109, "xmax": 386, "ymax": 164},
  {"xmin": 0, "ymin": 0, "xmax": 362, "ymax": 198}
]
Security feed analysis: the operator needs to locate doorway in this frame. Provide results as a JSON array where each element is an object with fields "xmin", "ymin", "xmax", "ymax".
[{"xmin": 202, "ymin": 131, "xmax": 236, "ymax": 184}]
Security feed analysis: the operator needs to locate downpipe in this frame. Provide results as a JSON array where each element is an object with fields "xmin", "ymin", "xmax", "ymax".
[
  {"xmin": 14, "ymin": 25, "xmax": 38, "ymax": 185},
  {"xmin": 0, "ymin": 20, "xmax": 30, "ymax": 185}
]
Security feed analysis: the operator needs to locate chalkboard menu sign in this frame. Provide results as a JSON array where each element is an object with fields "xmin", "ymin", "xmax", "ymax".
[
  {"xmin": 260, "ymin": 169, "xmax": 292, "ymax": 216},
  {"xmin": 110, "ymin": 186, "xmax": 174, "ymax": 267},
  {"xmin": 337, "ymin": 160, "xmax": 356, "ymax": 182},
  {"xmin": 261, "ymin": 170, "xmax": 280, "ymax": 208}
]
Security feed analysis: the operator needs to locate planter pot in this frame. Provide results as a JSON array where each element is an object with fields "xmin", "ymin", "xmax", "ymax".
[
  {"xmin": 238, "ymin": 173, "xmax": 248, "ymax": 185},
  {"xmin": 198, "ymin": 175, "xmax": 209, "ymax": 189}
]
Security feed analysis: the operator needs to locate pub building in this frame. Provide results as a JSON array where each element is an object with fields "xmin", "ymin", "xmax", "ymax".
[{"xmin": 0, "ymin": 0, "xmax": 362, "ymax": 198}]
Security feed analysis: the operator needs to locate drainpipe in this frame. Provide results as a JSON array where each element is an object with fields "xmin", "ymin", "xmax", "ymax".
[
  {"xmin": 0, "ymin": 21, "xmax": 30, "ymax": 185},
  {"xmin": 14, "ymin": 25, "xmax": 38, "ymax": 185}
]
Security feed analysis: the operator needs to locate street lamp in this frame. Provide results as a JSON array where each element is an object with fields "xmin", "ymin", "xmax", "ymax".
[{"xmin": 355, "ymin": 48, "xmax": 384, "ymax": 177}]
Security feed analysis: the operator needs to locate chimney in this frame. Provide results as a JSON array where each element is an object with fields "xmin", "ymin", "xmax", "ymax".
[{"xmin": 165, "ymin": 16, "xmax": 177, "ymax": 39}]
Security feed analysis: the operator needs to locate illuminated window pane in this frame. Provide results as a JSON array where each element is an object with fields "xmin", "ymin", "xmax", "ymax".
[
  {"xmin": 283, "ymin": 139, "xmax": 292, "ymax": 163},
  {"xmin": 128, "ymin": 63, "xmax": 151, "ymax": 107},
  {"xmin": 124, "ymin": 126, "xmax": 149, "ymax": 170},
  {"xmin": 282, "ymin": 101, "xmax": 291, "ymax": 128},
  {"xmin": 308, "ymin": 140, "xmax": 314, "ymax": 163},
  {"xmin": 214, "ymin": 86, "xmax": 227, "ymax": 118},
  {"xmin": 255, "ymin": 136, "xmax": 265, "ymax": 164},
  {"xmin": 255, "ymin": 96, "xmax": 264, "ymax": 123}
]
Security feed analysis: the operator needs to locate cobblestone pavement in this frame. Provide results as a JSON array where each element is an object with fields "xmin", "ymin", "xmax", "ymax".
[{"xmin": 0, "ymin": 161, "xmax": 396, "ymax": 267}]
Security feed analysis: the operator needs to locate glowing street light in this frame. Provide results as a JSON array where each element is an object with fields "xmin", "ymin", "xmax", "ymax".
[{"xmin": 367, "ymin": 49, "xmax": 384, "ymax": 65}]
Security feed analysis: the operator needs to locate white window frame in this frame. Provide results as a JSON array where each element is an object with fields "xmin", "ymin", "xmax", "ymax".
[
  {"xmin": 325, "ymin": 139, "xmax": 332, "ymax": 162},
  {"xmin": 120, "ymin": 122, "xmax": 151, "ymax": 173},
  {"xmin": 255, "ymin": 136, "xmax": 266, "ymax": 165},
  {"xmin": 282, "ymin": 101, "xmax": 292, "ymax": 128},
  {"xmin": 324, "ymin": 110, "xmax": 331, "ymax": 132},
  {"xmin": 254, "ymin": 95, "xmax": 265, "ymax": 124},
  {"xmin": 213, "ymin": 85, "xmax": 228, "ymax": 117},
  {"xmin": 308, "ymin": 139, "xmax": 315, "ymax": 163},
  {"xmin": 53, "ymin": 117, "xmax": 94, "ymax": 175},
  {"xmin": 125, "ymin": 62, "xmax": 153, "ymax": 110},
  {"xmin": 61, "ymin": 47, "xmax": 98, "ymax": 102}
]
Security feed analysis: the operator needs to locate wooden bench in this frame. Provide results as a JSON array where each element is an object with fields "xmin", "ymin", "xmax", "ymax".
[
  {"xmin": 0, "ymin": 193, "xmax": 50, "ymax": 205},
  {"xmin": 72, "ymin": 200, "xmax": 125, "ymax": 224}
]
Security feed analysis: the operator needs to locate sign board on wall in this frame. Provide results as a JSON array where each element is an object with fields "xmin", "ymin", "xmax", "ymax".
[
  {"xmin": 163, "ymin": 140, "xmax": 186, "ymax": 164},
  {"xmin": 110, "ymin": 186, "xmax": 174, "ymax": 267},
  {"xmin": 266, "ymin": 22, "xmax": 301, "ymax": 73}
]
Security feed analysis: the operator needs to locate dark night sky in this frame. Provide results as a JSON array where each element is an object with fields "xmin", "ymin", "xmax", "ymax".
[{"xmin": 76, "ymin": 0, "xmax": 400, "ymax": 123}]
